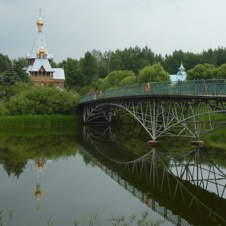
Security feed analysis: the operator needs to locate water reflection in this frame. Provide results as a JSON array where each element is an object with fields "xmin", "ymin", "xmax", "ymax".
[
  {"xmin": 80, "ymin": 125, "xmax": 226, "ymax": 226},
  {"xmin": 0, "ymin": 128, "xmax": 78, "ymax": 222},
  {"xmin": 0, "ymin": 126, "xmax": 226, "ymax": 225},
  {"xmin": 29, "ymin": 159, "xmax": 52, "ymax": 210},
  {"xmin": 169, "ymin": 148, "xmax": 226, "ymax": 198}
]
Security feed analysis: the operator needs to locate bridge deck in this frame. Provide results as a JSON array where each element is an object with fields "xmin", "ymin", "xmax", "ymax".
[{"xmin": 79, "ymin": 79, "xmax": 226, "ymax": 104}]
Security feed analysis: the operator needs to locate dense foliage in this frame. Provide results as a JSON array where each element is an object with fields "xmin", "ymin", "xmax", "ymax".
[
  {"xmin": 0, "ymin": 82, "xmax": 80, "ymax": 115},
  {"xmin": 0, "ymin": 127, "xmax": 78, "ymax": 177},
  {"xmin": 2, "ymin": 45, "xmax": 226, "ymax": 97},
  {"xmin": 138, "ymin": 63, "xmax": 170, "ymax": 83},
  {"xmin": 54, "ymin": 47, "xmax": 226, "ymax": 94}
]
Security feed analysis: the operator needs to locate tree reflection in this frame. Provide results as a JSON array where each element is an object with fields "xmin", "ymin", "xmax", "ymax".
[
  {"xmin": 0, "ymin": 147, "xmax": 27, "ymax": 177},
  {"xmin": 0, "ymin": 128, "xmax": 78, "ymax": 177}
]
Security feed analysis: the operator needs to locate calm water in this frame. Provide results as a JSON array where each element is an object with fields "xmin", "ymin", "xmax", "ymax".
[{"xmin": 0, "ymin": 125, "xmax": 226, "ymax": 226}]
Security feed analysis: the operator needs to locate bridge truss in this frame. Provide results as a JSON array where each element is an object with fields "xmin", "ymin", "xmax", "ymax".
[{"xmin": 81, "ymin": 97, "xmax": 226, "ymax": 140}]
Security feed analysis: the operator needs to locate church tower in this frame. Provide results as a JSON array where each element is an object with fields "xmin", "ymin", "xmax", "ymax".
[
  {"xmin": 177, "ymin": 61, "xmax": 186, "ymax": 76},
  {"xmin": 26, "ymin": 9, "xmax": 65, "ymax": 88},
  {"xmin": 169, "ymin": 61, "xmax": 187, "ymax": 82}
]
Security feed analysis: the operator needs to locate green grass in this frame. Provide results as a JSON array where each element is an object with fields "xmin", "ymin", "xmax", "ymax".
[{"xmin": 0, "ymin": 115, "xmax": 78, "ymax": 129}]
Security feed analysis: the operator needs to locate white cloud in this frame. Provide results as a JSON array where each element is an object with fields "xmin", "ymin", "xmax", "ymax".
[{"xmin": 1, "ymin": 0, "xmax": 226, "ymax": 62}]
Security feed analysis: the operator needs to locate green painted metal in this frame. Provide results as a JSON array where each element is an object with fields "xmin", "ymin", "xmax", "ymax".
[{"xmin": 79, "ymin": 79, "xmax": 226, "ymax": 103}]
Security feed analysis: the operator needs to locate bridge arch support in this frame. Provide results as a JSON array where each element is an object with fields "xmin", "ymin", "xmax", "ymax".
[{"xmin": 81, "ymin": 98, "xmax": 226, "ymax": 141}]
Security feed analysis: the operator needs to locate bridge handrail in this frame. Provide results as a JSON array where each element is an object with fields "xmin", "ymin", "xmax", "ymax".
[{"xmin": 79, "ymin": 79, "xmax": 226, "ymax": 103}]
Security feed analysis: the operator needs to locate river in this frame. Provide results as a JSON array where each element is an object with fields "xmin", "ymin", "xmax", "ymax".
[{"xmin": 0, "ymin": 124, "xmax": 225, "ymax": 226}]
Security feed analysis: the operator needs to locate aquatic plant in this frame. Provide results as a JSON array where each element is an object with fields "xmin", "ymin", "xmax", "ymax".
[{"xmin": 0, "ymin": 211, "xmax": 164, "ymax": 226}]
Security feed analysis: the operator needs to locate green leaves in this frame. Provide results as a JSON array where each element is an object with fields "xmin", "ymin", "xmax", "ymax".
[
  {"xmin": 138, "ymin": 63, "xmax": 170, "ymax": 83},
  {"xmin": 2, "ymin": 63, "xmax": 20, "ymax": 86},
  {"xmin": 0, "ymin": 83, "xmax": 80, "ymax": 115},
  {"xmin": 215, "ymin": 63, "xmax": 226, "ymax": 79},
  {"xmin": 186, "ymin": 64, "xmax": 215, "ymax": 80},
  {"xmin": 98, "ymin": 70, "xmax": 136, "ymax": 90},
  {"xmin": 0, "ymin": 53, "xmax": 11, "ymax": 74}
]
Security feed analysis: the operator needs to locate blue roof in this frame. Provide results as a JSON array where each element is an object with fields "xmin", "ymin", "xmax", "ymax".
[
  {"xmin": 178, "ymin": 63, "xmax": 185, "ymax": 71},
  {"xmin": 170, "ymin": 72, "xmax": 187, "ymax": 82},
  {"xmin": 170, "ymin": 62, "xmax": 187, "ymax": 82}
]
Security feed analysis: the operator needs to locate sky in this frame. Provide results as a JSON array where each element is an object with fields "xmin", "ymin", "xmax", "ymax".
[{"xmin": 1, "ymin": 0, "xmax": 226, "ymax": 63}]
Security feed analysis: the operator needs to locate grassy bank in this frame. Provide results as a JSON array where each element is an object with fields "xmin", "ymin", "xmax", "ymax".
[{"xmin": 0, "ymin": 114, "xmax": 78, "ymax": 129}]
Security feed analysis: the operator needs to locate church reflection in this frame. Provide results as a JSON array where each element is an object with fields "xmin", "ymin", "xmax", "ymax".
[
  {"xmin": 29, "ymin": 159, "xmax": 49, "ymax": 210},
  {"xmin": 80, "ymin": 125, "xmax": 226, "ymax": 226}
]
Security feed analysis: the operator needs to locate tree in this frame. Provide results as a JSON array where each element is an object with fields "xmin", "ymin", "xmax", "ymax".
[
  {"xmin": 107, "ymin": 50, "xmax": 124, "ymax": 72},
  {"xmin": 163, "ymin": 50, "xmax": 185, "ymax": 74},
  {"xmin": 215, "ymin": 47, "xmax": 226, "ymax": 66},
  {"xmin": 100, "ymin": 70, "xmax": 136, "ymax": 89},
  {"xmin": 7, "ymin": 85, "xmax": 80, "ymax": 115},
  {"xmin": 60, "ymin": 58, "xmax": 82, "ymax": 88},
  {"xmin": 214, "ymin": 64, "xmax": 226, "ymax": 79},
  {"xmin": 0, "ymin": 53, "xmax": 11, "ymax": 74},
  {"xmin": 140, "ymin": 46, "xmax": 156, "ymax": 66},
  {"xmin": 99, "ymin": 46, "xmax": 159, "ymax": 75},
  {"xmin": 80, "ymin": 51, "xmax": 97, "ymax": 86},
  {"xmin": 101, "ymin": 50, "xmax": 114, "ymax": 74},
  {"xmin": 120, "ymin": 75, "xmax": 136, "ymax": 86},
  {"xmin": 91, "ymin": 50, "xmax": 108, "ymax": 78},
  {"xmin": 13, "ymin": 58, "xmax": 28, "ymax": 82},
  {"xmin": 2, "ymin": 63, "xmax": 20, "ymax": 86},
  {"xmin": 201, "ymin": 49, "xmax": 217, "ymax": 65},
  {"xmin": 186, "ymin": 64, "xmax": 215, "ymax": 80},
  {"xmin": 138, "ymin": 63, "xmax": 170, "ymax": 83}
]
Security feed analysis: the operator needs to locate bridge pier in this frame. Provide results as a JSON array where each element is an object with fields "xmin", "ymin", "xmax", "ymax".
[
  {"xmin": 147, "ymin": 140, "xmax": 161, "ymax": 147},
  {"xmin": 191, "ymin": 140, "xmax": 204, "ymax": 146},
  {"xmin": 147, "ymin": 140, "xmax": 205, "ymax": 147}
]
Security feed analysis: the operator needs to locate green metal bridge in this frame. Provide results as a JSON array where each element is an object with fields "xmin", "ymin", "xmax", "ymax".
[{"xmin": 79, "ymin": 79, "xmax": 226, "ymax": 141}]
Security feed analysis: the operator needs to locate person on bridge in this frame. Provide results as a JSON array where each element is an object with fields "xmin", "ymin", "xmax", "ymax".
[
  {"xmin": 145, "ymin": 83, "xmax": 151, "ymax": 93},
  {"xmin": 203, "ymin": 83, "xmax": 208, "ymax": 94},
  {"xmin": 99, "ymin": 90, "xmax": 103, "ymax": 98}
]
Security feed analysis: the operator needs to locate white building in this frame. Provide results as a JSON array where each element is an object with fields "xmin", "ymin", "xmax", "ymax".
[
  {"xmin": 169, "ymin": 62, "xmax": 187, "ymax": 83},
  {"xmin": 26, "ymin": 10, "xmax": 65, "ymax": 88}
]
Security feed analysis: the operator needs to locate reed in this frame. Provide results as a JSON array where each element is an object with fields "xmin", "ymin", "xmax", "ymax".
[
  {"xmin": 0, "ymin": 115, "xmax": 78, "ymax": 129},
  {"xmin": 0, "ymin": 210, "xmax": 163, "ymax": 226}
]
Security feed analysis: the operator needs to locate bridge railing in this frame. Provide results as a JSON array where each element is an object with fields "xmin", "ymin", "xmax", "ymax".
[{"xmin": 79, "ymin": 79, "xmax": 226, "ymax": 103}]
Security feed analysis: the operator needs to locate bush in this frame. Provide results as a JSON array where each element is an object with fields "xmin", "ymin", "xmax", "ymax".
[{"xmin": 0, "ymin": 83, "xmax": 80, "ymax": 115}]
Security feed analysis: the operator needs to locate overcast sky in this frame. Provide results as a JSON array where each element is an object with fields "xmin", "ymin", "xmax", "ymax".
[{"xmin": 1, "ymin": 0, "xmax": 226, "ymax": 63}]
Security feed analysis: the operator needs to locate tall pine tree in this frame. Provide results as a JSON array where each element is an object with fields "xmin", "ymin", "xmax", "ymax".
[{"xmin": 2, "ymin": 63, "xmax": 20, "ymax": 86}]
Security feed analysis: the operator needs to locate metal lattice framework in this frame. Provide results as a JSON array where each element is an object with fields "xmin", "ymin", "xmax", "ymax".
[
  {"xmin": 82, "ymin": 97, "xmax": 226, "ymax": 140},
  {"xmin": 169, "ymin": 148, "xmax": 226, "ymax": 198}
]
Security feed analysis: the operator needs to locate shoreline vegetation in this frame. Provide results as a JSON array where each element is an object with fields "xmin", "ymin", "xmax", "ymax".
[
  {"xmin": 0, "ymin": 210, "xmax": 163, "ymax": 226},
  {"xmin": 0, "ymin": 114, "xmax": 78, "ymax": 129}
]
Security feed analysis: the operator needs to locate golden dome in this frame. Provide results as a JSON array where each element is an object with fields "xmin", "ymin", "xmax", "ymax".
[
  {"xmin": 37, "ymin": 18, "xmax": 44, "ymax": 26},
  {"xmin": 39, "ymin": 48, "xmax": 45, "ymax": 54},
  {"xmin": 35, "ymin": 185, "xmax": 42, "ymax": 200},
  {"xmin": 37, "ymin": 17, "xmax": 44, "ymax": 32},
  {"xmin": 36, "ymin": 48, "xmax": 47, "ymax": 58}
]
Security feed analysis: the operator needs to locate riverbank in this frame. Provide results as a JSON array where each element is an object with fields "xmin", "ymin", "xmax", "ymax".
[{"xmin": 0, "ymin": 114, "xmax": 78, "ymax": 129}]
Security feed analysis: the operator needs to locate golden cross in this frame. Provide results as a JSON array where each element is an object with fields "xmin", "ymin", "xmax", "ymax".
[{"xmin": 39, "ymin": 8, "xmax": 42, "ymax": 17}]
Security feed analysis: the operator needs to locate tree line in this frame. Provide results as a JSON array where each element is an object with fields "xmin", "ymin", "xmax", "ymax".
[
  {"xmin": 59, "ymin": 46, "xmax": 226, "ymax": 94},
  {"xmin": 1, "ymin": 46, "xmax": 226, "ymax": 96}
]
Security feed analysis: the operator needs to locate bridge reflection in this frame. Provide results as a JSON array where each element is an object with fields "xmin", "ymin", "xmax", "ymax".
[{"xmin": 79, "ymin": 125, "xmax": 226, "ymax": 226}]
